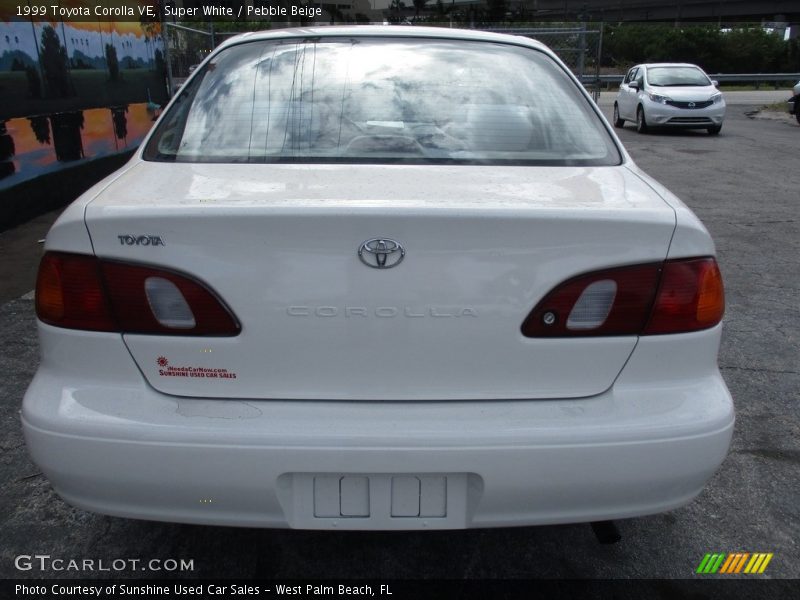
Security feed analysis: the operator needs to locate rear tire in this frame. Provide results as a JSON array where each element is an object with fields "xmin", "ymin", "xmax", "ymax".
[
  {"xmin": 707, "ymin": 124, "xmax": 722, "ymax": 135},
  {"xmin": 613, "ymin": 104, "xmax": 624, "ymax": 128},
  {"xmin": 636, "ymin": 106, "xmax": 648, "ymax": 133},
  {"xmin": 796, "ymin": 111, "xmax": 800, "ymax": 126}
]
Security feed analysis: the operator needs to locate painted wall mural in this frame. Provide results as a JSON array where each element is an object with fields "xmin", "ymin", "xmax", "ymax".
[{"xmin": 0, "ymin": 3, "xmax": 167, "ymax": 189}]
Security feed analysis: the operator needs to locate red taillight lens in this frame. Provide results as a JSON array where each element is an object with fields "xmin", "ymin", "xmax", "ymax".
[
  {"xmin": 521, "ymin": 257, "xmax": 724, "ymax": 337},
  {"xmin": 35, "ymin": 252, "xmax": 240, "ymax": 336},
  {"xmin": 521, "ymin": 263, "xmax": 662, "ymax": 337},
  {"xmin": 644, "ymin": 258, "xmax": 724, "ymax": 335},
  {"xmin": 36, "ymin": 253, "xmax": 116, "ymax": 331},
  {"xmin": 101, "ymin": 261, "xmax": 240, "ymax": 335}
]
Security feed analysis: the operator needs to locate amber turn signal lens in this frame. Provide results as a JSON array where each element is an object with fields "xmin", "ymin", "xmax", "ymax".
[
  {"xmin": 696, "ymin": 260, "xmax": 725, "ymax": 326},
  {"xmin": 644, "ymin": 257, "xmax": 724, "ymax": 335},
  {"xmin": 35, "ymin": 256, "xmax": 65, "ymax": 322},
  {"xmin": 35, "ymin": 252, "xmax": 115, "ymax": 331}
]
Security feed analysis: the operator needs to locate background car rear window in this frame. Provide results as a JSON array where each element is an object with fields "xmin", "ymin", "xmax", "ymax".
[{"xmin": 144, "ymin": 38, "xmax": 621, "ymax": 166}]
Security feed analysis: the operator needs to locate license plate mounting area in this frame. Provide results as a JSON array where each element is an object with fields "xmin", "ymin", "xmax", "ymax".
[{"xmin": 277, "ymin": 473, "xmax": 478, "ymax": 530}]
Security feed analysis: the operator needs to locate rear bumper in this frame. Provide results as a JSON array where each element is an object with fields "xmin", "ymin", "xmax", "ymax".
[{"xmin": 22, "ymin": 324, "xmax": 734, "ymax": 530}]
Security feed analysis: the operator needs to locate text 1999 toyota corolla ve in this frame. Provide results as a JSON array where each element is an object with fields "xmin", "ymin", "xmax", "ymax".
[{"xmin": 22, "ymin": 27, "xmax": 733, "ymax": 530}]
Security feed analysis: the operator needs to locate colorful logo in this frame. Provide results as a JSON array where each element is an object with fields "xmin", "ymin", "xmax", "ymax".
[{"xmin": 696, "ymin": 552, "xmax": 774, "ymax": 574}]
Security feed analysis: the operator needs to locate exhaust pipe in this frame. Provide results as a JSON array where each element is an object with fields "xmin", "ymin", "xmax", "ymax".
[{"xmin": 591, "ymin": 520, "xmax": 621, "ymax": 544}]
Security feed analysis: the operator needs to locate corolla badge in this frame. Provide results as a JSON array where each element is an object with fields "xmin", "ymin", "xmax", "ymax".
[{"xmin": 358, "ymin": 238, "xmax": 405, "ymax": 269}]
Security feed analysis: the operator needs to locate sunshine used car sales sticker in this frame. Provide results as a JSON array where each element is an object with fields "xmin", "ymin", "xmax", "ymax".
[{"xmin": 156, "ymin": 357, "xmax": 237, "ymax": 380}]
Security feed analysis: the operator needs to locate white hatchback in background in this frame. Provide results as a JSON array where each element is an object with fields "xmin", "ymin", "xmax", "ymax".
[
  {"xmin": 614, "ymin": 63, "xmax": 726, "ymax": 135},
  {"xmin": 22, "ymin": 27, "xmax": 734, "ymax": 531}
]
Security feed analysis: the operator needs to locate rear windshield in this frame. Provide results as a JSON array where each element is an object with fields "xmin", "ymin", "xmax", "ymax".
[{"xmin": 143, "ymin": 37, "xmax": 620, "ymax": 166}]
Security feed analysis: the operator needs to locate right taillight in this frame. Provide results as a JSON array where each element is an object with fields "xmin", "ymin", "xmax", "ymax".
[
  {"xmin": 521, "ymin": 257, "xmax": 724, "ymax": 337},
  {"xmin": 35, "ymin": 252, "xmax": 240, "ymax": 336},
  {"xmin": 643, "ymin": 257, "xmax": 724, "ymax": 335}
]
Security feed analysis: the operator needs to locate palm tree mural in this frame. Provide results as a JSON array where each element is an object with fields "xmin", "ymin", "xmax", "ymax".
[
  {"xmin": 40, "ymin": 25, "xmax": 73, "ymax": 97},
  {"xmin": 28, "ymin": 116, "xmax": 51, "ymax": 145},
  {"xmin": 0, "ymin": 120, "xmax": 15, "ymax": 179},
  {"xmin": 105, "ymin": 43, "xmax": 120, "ymax": 82}
]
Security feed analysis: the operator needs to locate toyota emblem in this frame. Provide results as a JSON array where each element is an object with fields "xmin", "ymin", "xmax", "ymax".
[{"xmin": 358, "ymin": 238, "xmax": 405, "ymax": 269}]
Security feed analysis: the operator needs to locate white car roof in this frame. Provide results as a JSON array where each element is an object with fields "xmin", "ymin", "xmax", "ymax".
[
  {"xmin": 641, "ymin": 63, "xmax": 706, "ymax": 69},
  {"xmin": 216, "ymin": 25, "xmax": 552, "ymax": 53}
]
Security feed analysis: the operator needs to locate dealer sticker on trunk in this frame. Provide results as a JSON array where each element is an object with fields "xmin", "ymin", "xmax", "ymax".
[{"xmin": 156, "ymin": 356, "xmax": 237, "ymax": 379}]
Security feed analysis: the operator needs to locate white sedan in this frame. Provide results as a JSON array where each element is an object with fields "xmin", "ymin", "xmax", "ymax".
[
  {"xmin": 23, "ymin": 27, "xmax": 733, "ymax": 530},
  {"xmin": 614, "ymin": 63, "xmax": 726, "ymax": 134}
]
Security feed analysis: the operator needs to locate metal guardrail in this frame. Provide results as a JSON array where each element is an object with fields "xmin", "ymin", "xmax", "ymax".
[
  {"xmin": 580, "ymin": 73, "xmax": 800, "ymax": 86},
  {"xmin": 709, "ymin": 73, "xmax": 800, "ymax": 83},
  {"xmin": 171, "ymin": 68, "xmax": 798, "ymax": 96}
]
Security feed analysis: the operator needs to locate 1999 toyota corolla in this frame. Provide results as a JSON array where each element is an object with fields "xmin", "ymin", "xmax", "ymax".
[{"xmin": 23, "ymin": 27, "xmax": 733, "ymax": 530}]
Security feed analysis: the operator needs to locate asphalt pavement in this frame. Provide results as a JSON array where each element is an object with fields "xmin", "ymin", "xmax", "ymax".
[{"xmin": 0, "ymin": 95, "xmax": 798, "ymax": 583}]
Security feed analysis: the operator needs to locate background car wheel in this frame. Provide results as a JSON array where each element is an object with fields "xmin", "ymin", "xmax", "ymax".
[
  {"xmin": 636, "ymin": 107, "xmax": 648, "ymax": 133},
  {"xmin": 613, "ymin": 104, "xmax": 625, "ymax": 128},
  {"xmin": 796, "ymin": 111, "xmax": 800, "ymax": 126},
  {"xmin": 707, "ymin": 125, "xmax": 722, "ymax": 135}
]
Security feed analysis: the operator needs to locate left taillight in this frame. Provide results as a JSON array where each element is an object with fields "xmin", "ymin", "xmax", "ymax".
[
  {"xmin": 35, "ymin": 252, "xmax": 240, "ymax": 336},
  {"xmin": 36, "ymin": 252, "xmax": 116, "ymax": 332}
]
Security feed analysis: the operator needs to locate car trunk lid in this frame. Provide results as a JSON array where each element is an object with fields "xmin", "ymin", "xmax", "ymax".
[{"xmin": 84, "ymin": 161, "xmax": 675, "ymax": 400}]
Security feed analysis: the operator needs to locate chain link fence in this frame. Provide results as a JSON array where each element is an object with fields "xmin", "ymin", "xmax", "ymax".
[
  {"xmin": 481, "ymin": 26, "xmax": 605, "ymax": 99},
  {"xmin": 163, "ymin": 23, "xmax": 604, "ymax": 99},
  {"xmin": 163, "ymin": 23, "xmax": 215, "ymax": 93}
]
